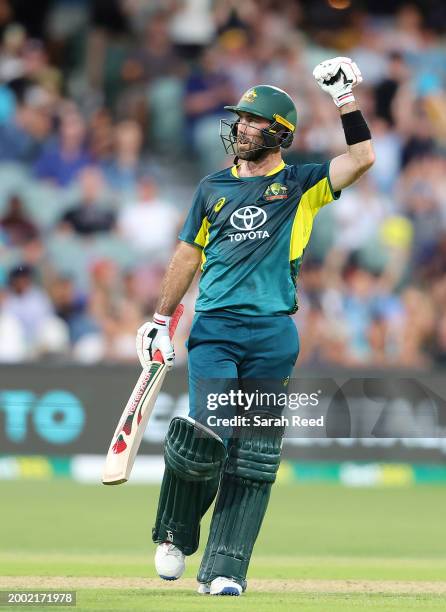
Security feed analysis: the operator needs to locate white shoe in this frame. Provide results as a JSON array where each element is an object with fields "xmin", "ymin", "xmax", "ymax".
[
  {"xmin": 155, "ymin": 543, "xmax": 185, "ymax": 580},
  {"xmin": 197, "ymin": 582, "xmax": 210, "ymax": 594},
  {"xmin": 209, "ymin": 576, "xmax": 242, "ymax": 596}
]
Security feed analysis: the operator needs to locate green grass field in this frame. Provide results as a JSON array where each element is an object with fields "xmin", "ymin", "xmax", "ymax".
[{"xmin": 1, "ymin": 480, "xmax": 446, "ymax": 610}]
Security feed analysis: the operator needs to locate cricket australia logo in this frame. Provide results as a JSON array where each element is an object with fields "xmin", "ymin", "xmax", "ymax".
[
  {"xmin": 264, "ymin": 182, "xmax": 288, "ymax": 200},
  {"xmin": 242, "ymin": 88, "xmax": 257, "ymax": 103},
  {"xmin": 229, "ymin": 206, "xmax": 269, "ymax": 242}
]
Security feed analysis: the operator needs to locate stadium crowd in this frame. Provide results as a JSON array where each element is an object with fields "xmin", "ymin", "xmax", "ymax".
[{"xmin": 0, "ymin": 0, "xmax": 445, "ymax": 369}]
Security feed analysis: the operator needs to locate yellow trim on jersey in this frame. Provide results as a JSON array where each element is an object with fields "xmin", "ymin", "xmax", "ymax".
[
  {"xmin": 193, "ymin": 216, "xmax": 211, "ymax": 269},
  {"xmin": 231, "ymin": 159, "xmax": 285, "ymax": 179},
  {"xmin": 201, "ymin": 228, "xmax": 211, "ymax": 269},
  {"xmin": 194, "ymin": 216, "xmax": 210, "ymax": 248},
  {"xmin": 265, "ymin": 160, "xmax": 286, "ymax": 176},
  {"xmin": 289, "ymin": 177, "xmax": 333, "ymax": 262}
]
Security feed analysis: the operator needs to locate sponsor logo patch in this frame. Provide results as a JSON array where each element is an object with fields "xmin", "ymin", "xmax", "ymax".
[
  {"xmin": 230, "ymin": 206, "xmax": 267, "ymax": 231},
  {"xmin": 264, "ymin": 182, "xmax": 288, "ymax": 200},
  {"xmin": 229, "ymin": 205, "xmax": 269, "ymax": 242},
  {"xmin": 214, "ymin": 197, "xmax": 226, "ymax": 212}
]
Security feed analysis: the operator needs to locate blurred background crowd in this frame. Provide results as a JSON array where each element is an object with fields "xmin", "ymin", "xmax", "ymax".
[{"xmin": 0, "ymin": 0, "xmax": 445, "ymax": 368}]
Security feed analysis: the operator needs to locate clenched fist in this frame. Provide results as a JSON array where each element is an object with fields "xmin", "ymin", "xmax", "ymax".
[{"xmin": 313, "ymin": 57, "xmax": 362, "ymax": 108}]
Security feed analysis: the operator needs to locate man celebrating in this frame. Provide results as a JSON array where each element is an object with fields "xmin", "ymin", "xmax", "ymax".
[{"xmin": 136, "ymin": 57, "xmax": 374, "ymax": 596}]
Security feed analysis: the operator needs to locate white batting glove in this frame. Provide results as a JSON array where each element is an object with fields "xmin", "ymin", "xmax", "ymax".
[
  {"xmin": 136, "ymin": 313, "xmax": 175, "ymax": 370},
  {"xmin": 313, "ymin": 57, "xmax": 362, "ymax": 107}
]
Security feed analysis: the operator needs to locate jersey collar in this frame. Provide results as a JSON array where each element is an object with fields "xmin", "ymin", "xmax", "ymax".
[{"xmin": 231, "ymin": 160, "xmax": 285, "ymax": 179}]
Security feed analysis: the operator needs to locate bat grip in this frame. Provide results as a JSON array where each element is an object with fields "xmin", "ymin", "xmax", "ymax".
[{"xmin": 152, "ymin": 303, "xmax": 184, "ymax": 363}]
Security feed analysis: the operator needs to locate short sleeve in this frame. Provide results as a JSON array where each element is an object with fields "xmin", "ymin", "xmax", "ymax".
[
  {"xmin": 295, "ymin": 161, "xmax": 341, "ymax": 216},
  {"xmin": 178, "ymin": 182, "xmax": 209, "ymax": 249}
]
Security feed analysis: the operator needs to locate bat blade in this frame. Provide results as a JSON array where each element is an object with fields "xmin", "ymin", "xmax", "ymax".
[{"xmin": 102, "ymin": 304, "xmax": 184, "ymax": 485}]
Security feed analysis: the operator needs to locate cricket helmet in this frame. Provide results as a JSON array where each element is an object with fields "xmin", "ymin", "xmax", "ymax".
[{"xmin": 220, "ymin": 85, "xmax": 297, "ymax": 155}]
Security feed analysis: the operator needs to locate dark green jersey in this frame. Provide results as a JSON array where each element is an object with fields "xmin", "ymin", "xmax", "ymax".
[{"xmin": 179, "ymin": 160, "xmax": 340, "ymax": 315}]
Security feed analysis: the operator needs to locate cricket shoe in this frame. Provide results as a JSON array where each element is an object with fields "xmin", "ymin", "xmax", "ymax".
[
  {"xmin": 155, "ymin": 543, "xmax": 185, "ymax": 580},
  {"xmin": 198, "ymin": 577, "xmax": 242, "ymax": 596}
]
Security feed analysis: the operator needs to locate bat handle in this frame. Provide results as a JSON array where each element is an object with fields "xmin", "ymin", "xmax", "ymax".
[{"xmin": 152, "ymin": 303, "xmax": 184, "ymax": 363}]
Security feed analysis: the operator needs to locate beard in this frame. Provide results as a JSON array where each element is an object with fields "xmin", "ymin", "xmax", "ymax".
[{"xmin": 236, "ymin": 142, "xmax": 270, "ymax": 162}]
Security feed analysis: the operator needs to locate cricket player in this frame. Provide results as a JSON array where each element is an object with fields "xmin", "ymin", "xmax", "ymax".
[{"xmin": 136, "ymin": 57, "xmax": 375, "ymax": 595}]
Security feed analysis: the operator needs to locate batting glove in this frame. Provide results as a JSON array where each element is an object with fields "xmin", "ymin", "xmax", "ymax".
[
  {"xmin": 136, "ymin": 312, "xmax": 175, "ymax": 370},
  {"xmin": 313, "ymin": 57, "xmax": 362, "ymax": 107}
]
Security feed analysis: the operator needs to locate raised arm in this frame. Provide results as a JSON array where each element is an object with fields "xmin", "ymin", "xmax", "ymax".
[
  {"xmin": 313, "ymin": 57, "xmax": 375, "ymax": 192},
  {"xmin": 329, "ymin": 101, "xmax": 375, "ymax": 191}
]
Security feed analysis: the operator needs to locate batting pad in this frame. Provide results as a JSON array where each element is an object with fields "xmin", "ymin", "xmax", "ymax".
[
  {"xmin": 197, "ymin": 413, "xmax": 284, "ymax": 588},
  {"xmin": 152, "ymin": 416, "xmax": 226, "ymax": 555}
]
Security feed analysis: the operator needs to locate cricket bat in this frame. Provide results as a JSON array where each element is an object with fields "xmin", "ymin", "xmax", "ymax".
[{"xmin": 102, "ymin": 304, "xmax": 184, "ymax": 485}]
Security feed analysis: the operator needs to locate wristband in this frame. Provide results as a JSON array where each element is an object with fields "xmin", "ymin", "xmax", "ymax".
[
  {"xmin": 335, "ymin": 92, "xmax": 356, "ymax": 108},
  {"xmin": 153, "ymin": 312, "xmax": 171, "ymax": 328},
  {"xmin": 341, "ymin": 110, "xmax": 371, "ymax": 145}
]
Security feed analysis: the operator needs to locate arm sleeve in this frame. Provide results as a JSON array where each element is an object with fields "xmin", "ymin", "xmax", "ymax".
[
  {"xmin": 296, "ymin": 160, "xmax": 341, "ymax": 216},
  {"xmin": 178, "ymin": 182, "xmax": 208, "ymax": 249}
]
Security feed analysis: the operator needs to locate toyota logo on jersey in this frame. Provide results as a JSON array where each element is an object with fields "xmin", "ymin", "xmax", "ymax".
[
  {"xmin": 229, "ymin": 206, "xmax": 269, "ymax": 242},
  {"xmin": 230, "ymin": 206, "xmax": 267, "ymax": 231}
]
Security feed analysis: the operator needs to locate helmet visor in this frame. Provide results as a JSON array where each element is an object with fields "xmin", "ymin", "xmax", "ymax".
[
  {"xmin": 220, "ymin": 119, "xmax": 278, "ymax": 155},
  {"xmin": 219, "ymin": 118, "xmax": 293, "ymax": 155}
]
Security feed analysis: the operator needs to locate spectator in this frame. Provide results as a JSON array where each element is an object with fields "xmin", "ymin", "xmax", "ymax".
[
  {"xmin": 0, "ymin": 194, "xmax": 38, "ymax": 246},
  {"xmin": 120, "ymin": 12, "xmax": 187, "ymax": 126},
  {"xmin": 60, "ymin": 167, "xmax": 115, "ymax": 235},
  {"xmin": 0, "ymin": 100, "xmax": 48, "ymax": 162},
  {"xmin": 33, "ymin": 316, "xmax": 70, "ymax": 360},
  {"xmin": 217, "ymin": 27, "xmax": 257, "ymax": 97},
  {"xmin": 0, "ymin": 283, "xmax": 26, "ymax": 362},
  {"xmin": 400, "ymin": 110, "xmax": 436, "ymax": 169},
  {"xmin": 103, "ymin": 298, "xmax": 143, "ymax": 362},
  {"xmin": 374, "ymin": 51, "xmax": 409, "ymax": 127},
  {"xmin": 122, "ymin": 12, "xmax": 183, "ymax": 86},
  {"xmin": 404, "ymin": 178, "xmax": 442, "ymax": 268},
  {"xmin": 395, "ymin": 287, "xmax": 435, "ymax": 368},
  {"xmin": 86, "ymin": 0, "xmax": 130, "ymax": 91},
  {"xmin": 3, "ymin": 264, "xmax": 54, "ymax": 344},
  {"xmin": 184, "ymin": 47, "xmax": 234, "ymax": 150},
  {"xmin": 341, "ymin": 265, "xmax": 381, "ymax": 363},
  {"xmin": 101, "ymin": 120, "xmax": 144, "ymax": 196},
  {"xmin": 49, "ymin": 274, "xmax": 100, "ymax": 344},
  {"xmin": 89, "ymin": 107, "xmax": 114, "ymax": 163},
  {"xmin": 368, "ymin": 118, "xmax": 402, "ymax": 194},
  {"xmin": 34, "ymin": 108, "xmax": 92, "ymax": 186},
  {"xmin": 88, "ymin": 258, "xmax": 121, "ymax": 332},
  {"xmin": 118, "ymin": 175, "xmax": 179, "ymax": 258},
  {"xmin": 6, "ymin": 38, "xmax": 61, "ymax": 106},
  {"xmin": 327, "ymin": 176, "xmax": 388, "ymax": 274},
  {"xmin": 169, "ymin": 0, "xmax": 215, "ymax": 59},
  {"xmin": 0, "ymin": 24, "xmax": 26, "ymax": 85}
]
